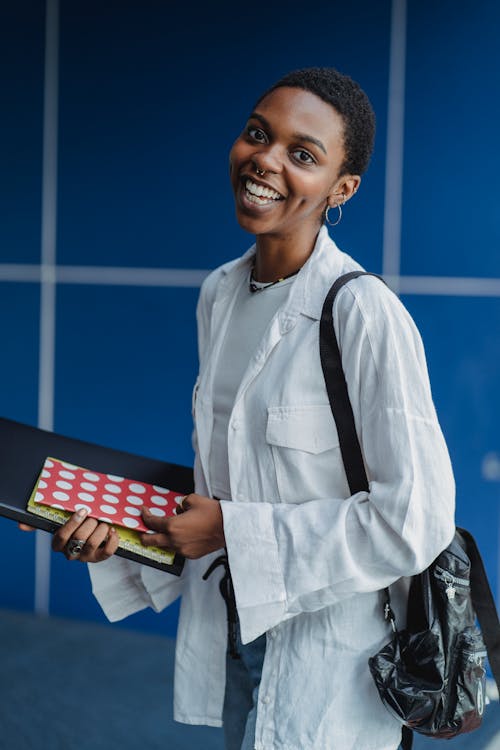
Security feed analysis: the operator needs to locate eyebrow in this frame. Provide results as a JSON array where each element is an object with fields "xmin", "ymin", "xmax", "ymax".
[{"xmin": 248, "ymin": 111, "xmax": 327, "ymax": 155}]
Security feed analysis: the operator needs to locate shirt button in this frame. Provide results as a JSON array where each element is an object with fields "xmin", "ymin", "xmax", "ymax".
[
  {"xmin": 230, "ymin": 419, "xmax": 239, "ymax": 430},
  {"xmin": 268, "ymin": 629, "xmax": 276, "ymax": 639},
  {"xmin": 261, "ymin": 695, "xmax": 271, "ymax": 705}
]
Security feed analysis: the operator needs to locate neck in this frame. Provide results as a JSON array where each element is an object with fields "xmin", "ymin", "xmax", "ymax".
[{"xmin": 253, "ymin": 228, "xmax": 320, "ymax": 283}]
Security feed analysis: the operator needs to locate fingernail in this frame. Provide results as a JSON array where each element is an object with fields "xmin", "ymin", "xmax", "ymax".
[
  {"xmin": 142, "ymin": 506, "xmax": 151, "ymax": 514},
  {"xmin": 76, "ymin": 508, "xmax": 88, "ymax": 519}
]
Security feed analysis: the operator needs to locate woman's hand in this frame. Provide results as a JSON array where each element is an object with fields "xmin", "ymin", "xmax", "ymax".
[
  {"xmin": 51, "ymin": 508, "xmax": 119, "ymax": 562},
  {"xmin": 141, "ymin": 494, "xmax": 225, "ymax": 559}
]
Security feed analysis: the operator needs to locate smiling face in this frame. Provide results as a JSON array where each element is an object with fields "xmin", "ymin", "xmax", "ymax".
[{"xmin": 229, "ymin": 86, "xmax": 360, "ymax": 246}]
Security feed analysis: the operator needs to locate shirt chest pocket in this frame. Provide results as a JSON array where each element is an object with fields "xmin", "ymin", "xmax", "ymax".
[{"xmin": 266, "ymin": 405, "xmax": 349, "ymax": 503}]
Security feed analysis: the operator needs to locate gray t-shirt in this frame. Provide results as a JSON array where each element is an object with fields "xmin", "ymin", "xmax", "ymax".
[{"xmin": 209, "ymin": 272, "xmax": 296, "ymax": 500}]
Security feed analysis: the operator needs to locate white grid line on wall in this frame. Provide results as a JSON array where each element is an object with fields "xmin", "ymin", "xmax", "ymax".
[
  {"xmin": 1, "ymin": 265, "xmax": 500, "ymax": 296},
  {"xmin": 382, "ymin": 0, "xmax": 407, "ymax": 288},
  {"xmin": 34, "ymin": 0, "xmax": 59, "ymax": 617}
]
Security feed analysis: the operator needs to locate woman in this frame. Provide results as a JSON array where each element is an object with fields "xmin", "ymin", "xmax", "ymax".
[{"xmin": 48, "ymin": 67, "xmax": 456, "ymax": 749}]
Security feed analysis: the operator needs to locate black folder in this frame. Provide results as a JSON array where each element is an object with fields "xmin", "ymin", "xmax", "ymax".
[{"xmin": 0, "ymin": 417, "xmax": 193, "ymax": 575}]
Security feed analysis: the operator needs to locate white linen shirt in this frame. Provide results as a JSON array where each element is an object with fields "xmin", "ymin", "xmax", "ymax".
[{"xmin": 89, "ymin": 227, "xmax": 455, "ymax": 750}]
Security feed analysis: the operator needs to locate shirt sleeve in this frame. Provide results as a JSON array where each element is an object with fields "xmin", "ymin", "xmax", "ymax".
[
  {"xmin": 87, "ymin": 276, "xmax": 223, "ymax": 623},
  {"xmin": 88, "ymin": 556, "xmax": 183, "ymax": 622},
  {"xmin": 221, "ymin": 277, "xmax": 456, "ymax": 644}
]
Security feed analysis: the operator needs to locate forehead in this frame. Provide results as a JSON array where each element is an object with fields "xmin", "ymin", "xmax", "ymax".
[{"xmin": 253, "ymin": 86, "xmax": 345, "ymax": 150}]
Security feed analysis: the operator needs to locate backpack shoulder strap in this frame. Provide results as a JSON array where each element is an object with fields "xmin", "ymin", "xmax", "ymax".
[
  {"xmin": 458, "ymin": 527, "xmax": 500, "ymax": 689},
  {"xmin": 401, "ymin": 726, "xmax": 413, "ymax": 750},
  {"xmin": 320, "ymin": 270, "xmax": 408, "ymax": 750},
  {"xmin": 319, "ymin": 270, "xmax": 385, "ymax": 495}
]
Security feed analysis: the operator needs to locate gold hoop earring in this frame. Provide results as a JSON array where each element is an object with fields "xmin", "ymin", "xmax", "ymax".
[{"xmin": 325, "ymin": 203, "xmax": 342, "ymax": 227}]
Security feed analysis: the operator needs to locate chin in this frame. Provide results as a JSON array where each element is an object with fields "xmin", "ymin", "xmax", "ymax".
[{"xmin": 234, "ymin": 209, "xmax": 267, "ymax": 235}]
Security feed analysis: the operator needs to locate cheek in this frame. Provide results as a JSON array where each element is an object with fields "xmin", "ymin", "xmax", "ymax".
[
  {"xmin": 229, "ymin": 138, "xmax": 248, "ymax": 172},
  {"xmin": 291, "ymin": 174, "xmax": 332, "ymax": 204}
]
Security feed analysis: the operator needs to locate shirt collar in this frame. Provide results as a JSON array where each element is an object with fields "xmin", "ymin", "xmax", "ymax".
[{"xmin": 217, "ymin": 226, "xmax": 346, "ymax": 325}]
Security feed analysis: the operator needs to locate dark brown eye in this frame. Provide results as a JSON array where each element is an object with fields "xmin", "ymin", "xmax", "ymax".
[
  {"xmin": 247, "ymin": 126, "xmax": 267, "ymax": 143},
  {"xmin": 291, "ymin": 149, "xmax": 314, "ymax": 165}
]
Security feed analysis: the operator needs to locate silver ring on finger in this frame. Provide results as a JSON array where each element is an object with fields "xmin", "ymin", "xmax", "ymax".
[{"xmin": 66, "ymin": 538, "xmax": 86, "ymax": 557}]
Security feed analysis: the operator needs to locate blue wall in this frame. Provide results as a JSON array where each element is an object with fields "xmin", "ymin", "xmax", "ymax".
[{"xmin": 1, "ymin": 0, "xmax": 499, "ymax": 637}]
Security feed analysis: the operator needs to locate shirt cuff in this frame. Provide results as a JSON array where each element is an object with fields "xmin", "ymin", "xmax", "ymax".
[
  {"xmin": 88, "ymin": 556, "xmax": 151, "ymax": 622},
  {"xmin": 140, "ymin": 564, "xmax": 183, "ymax": 612},
  {"xmin": 220, "ymin": 500, "xmax": 287, "ymax": 644}
]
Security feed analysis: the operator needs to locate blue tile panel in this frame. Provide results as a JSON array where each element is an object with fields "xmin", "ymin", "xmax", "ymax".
[
  {"xmin": 0, "ymin": 3, "xmax": 44, "ymax": 264},
  {"xmin": 56, "ymin": 0, "xmax": 389, "ymax": 270},
  {"xmin": 402, "ymin": 0, "xmax": 500, "ymax": 278}
]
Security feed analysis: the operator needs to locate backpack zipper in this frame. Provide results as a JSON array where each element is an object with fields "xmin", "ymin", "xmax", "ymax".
[
  {"xmin": 463, "ymin": 648, "xmax": 487, "ymax": 664},
  {"xmin": 434, "ymin": 566, "xmax": 470, "ymax": 600}
]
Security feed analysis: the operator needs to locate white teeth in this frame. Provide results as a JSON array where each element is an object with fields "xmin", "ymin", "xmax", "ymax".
[
  {"xmin": 245, "ymin": 179, "xmax": 281, "ymax": 201},
  {"xmin": 247, "ymin": 192, "xmax": 273, "ymax": 205}
]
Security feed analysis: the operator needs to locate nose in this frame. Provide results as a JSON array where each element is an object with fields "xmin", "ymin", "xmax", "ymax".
[{"xmin": 253, "ymin": 144, "xmax": 284, "ymax": 174}]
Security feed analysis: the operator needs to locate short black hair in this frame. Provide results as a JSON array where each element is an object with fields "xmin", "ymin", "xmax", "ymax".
[{"xmin": 254, "ymin": 67, "xmax": 376, "ymax": 176}]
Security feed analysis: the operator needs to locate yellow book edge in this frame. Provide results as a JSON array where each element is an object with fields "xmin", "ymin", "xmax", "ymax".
[{"xmin": 27, "ymin": 457, "xmax": 175, "ymax": 566}]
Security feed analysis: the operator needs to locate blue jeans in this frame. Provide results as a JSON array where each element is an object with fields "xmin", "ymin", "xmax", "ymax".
[{"xmin": 223, "ymin": 624, "xmax": 267, "ymax": 750}]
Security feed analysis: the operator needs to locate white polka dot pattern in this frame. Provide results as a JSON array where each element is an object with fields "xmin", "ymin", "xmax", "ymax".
[
  {"xmin": 53, "ymin": 491, "xmax": 70, "ymax": 502},
  {"xmin": 151, "ymin": 495, "xmax": 167, "ymax": 506},
  {"xmin": 106, "ymin": 474, "xmax": 124, "ymax": 482},
  {"xmin": 78, "ymin": 492, "xmax": 95, "ymax": 503},
  {"xmin": 104, "ymin": 483, "xmax": 122, "ymax": 494},
  {"xmin": 122, "ymin": 518, "xmax": 140, "ymax": 528},
  {"xmin": 128, "ymin": 483, "xmax": 146, "ymax": 494},
  {"xmin": 33, "ymin": 457, "xmax": 181, "ymax": 533},
  {"xmin": 148, "ymin": 507, "xmax": 166, "ymax": 517},
  {"xmin": 83, "ymin": 472, "xmax": 100, "ymax": 482},
  {"xmin": 126, "ymin": 496, "xmax": 143, "ymax": 505},
  {"xmin": 59, "ymin": 470, "xmax": 76, "ymax": 480},
  {"xmin": 102, "ymin": 494, "xmax": 119, "ymax": 504},
  {"xmin": 56, "ymin": 480, "xmax": 73, "ymax": 490}
]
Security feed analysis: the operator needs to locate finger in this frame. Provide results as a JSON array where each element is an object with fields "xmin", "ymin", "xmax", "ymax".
[
  {"xmin": 52, "ymin": 508, "xmax": 90, "ymax": 552},
  {"xmin": 175, "ymin": 495, "xmax": 190, "ymax": 515},
  {"xmin": 18, "ymin": 524, "xmax": 36, "ymax": 532},
  {"xmin": 59, "ymin": 518, "xmax": 99, "ymax": 558},
  {"xmin": 141, "ymin": 507, "xmax": 170, "ymax": 531},
  {"xmin": 61, "ymin": 517, "xmax": 99, "ymax": 561},
  {"xmin": 140, "ymin": 531, "xmax": 172, "ymax": 548},
  {"xmin": 80, "ymin": 524, "xmax": 119, "ymax": 562},
  {"xmin": 78, "ymin": 522, "xmax": 113, "ymax": 562},
  {"xmin": 93, "ymin": 526, "xmax": 120, "ymax": 562}
]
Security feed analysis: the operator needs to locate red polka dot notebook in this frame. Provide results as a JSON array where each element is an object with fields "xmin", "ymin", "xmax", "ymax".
[{"xmin": 27, "ymin": 457, "xmax": 185, "ymax": 567}]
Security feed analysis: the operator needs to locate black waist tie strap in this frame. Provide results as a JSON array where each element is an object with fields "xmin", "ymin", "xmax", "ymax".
[{"xmin": 203, "ymin": 553, "xmax": 240, "ymax": 659}]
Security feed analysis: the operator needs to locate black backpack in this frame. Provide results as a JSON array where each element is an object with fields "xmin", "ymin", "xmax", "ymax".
[{"xmin": 320, "ymin": 271, "xmax": 500, "ymax": 750}]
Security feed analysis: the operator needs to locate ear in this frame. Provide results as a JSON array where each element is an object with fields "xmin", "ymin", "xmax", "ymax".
[{"xmin": 327, "ymin": 175, "xmax": 362, "ymax": 207}]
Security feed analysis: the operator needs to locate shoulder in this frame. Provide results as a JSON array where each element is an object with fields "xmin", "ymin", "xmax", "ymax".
[
  {"xmin": 335, "ymin": 273, "xmax": 404, "ymax": 317},
  {"xmin": 333, "ymin": 273, "xmax": 414, "ymax": 328},
  {"xmin": 333, "ymin": 273, "xmax": 426, "ymax": 372}
]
